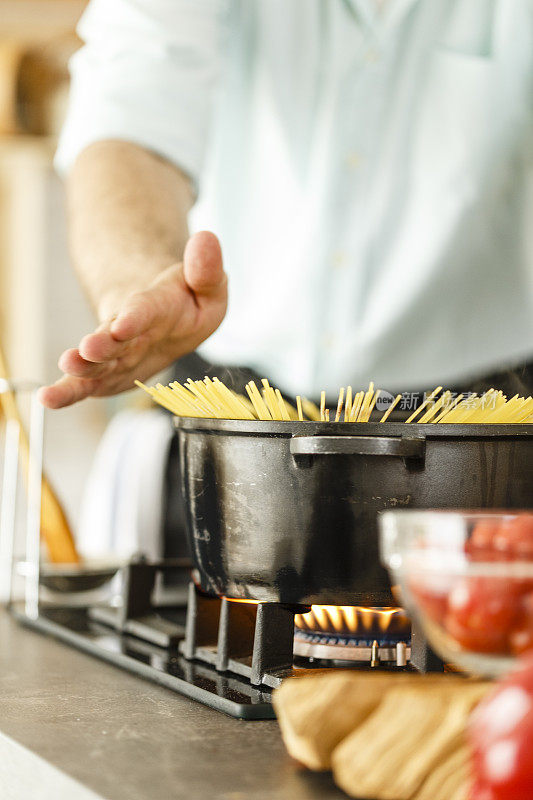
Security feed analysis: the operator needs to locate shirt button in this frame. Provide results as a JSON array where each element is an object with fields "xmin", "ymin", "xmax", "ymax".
[
  {"xmin": 365, "ymin": 48, "xmax": 380, "ymax": 63},
  {"xmin": 332, "ymin": 251, "xmax": 348, "ymax": 271},
  {"xmin": 346, "ymin": 152, "xmax": 361, "ymax": 169},
  {"xmin": 322, "ymin": 333, "xmax": 335, "ymax": 350}
]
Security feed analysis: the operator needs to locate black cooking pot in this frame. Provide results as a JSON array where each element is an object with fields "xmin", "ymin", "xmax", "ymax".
[{"xmin": 175, "ymin": 419, "xmax": 533, "ymax": 606}]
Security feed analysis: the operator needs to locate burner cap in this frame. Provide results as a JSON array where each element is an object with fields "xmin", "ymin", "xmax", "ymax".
[{"xmin": 293, "ymin": 629, "xmax": 411, "ymax": 664}]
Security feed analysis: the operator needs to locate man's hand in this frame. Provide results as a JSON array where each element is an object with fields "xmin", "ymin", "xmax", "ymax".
[{"xmin": 38, "ymin": 231, "xmax": 227, "ymax": 409}]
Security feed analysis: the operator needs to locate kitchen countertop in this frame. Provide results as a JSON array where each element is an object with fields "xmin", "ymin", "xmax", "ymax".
[{"xmin": 0, "ymin": 609, "xmax": 347, "ymax": 800}]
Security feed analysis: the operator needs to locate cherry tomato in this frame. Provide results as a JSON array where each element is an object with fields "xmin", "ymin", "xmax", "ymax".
[
  {"xmin": 409, "ymin": 584, "xmax": 448, "ymax": 622},
  {"xmin": 470, "ymin": 779, "xmax": 499, "ymax": 800},
  {"xmin": 444, "ymin": 578, "xmax": 519, "ymax": 654},
  {"xmin": 466, "ymin": 521, "xmax": 502, "ymax": 561},
  {"xmin": 511, "ymin": 593, "xmax": 533, "ymax": 656},
  {"xmin": 408, "ymin": 574, "xmax": 452, "ymax": 623},
  {"xmin": 469, "ymin": 655, "xmax": 533, "ymax": 799},
  {"xmin": 493, "ymin": 516, "xmax": 533, "ymax": 561},
  {"xmin": 470, "ymin": 779, "xmax": 533, "ymax": 800}
]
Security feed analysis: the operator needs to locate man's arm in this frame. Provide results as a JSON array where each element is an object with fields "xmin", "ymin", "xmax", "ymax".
[
  {"xmin": 38, "ymin": 140, "xmax": 228, "ymax": 409},
  {"xmin": 67, "ymin": 139, "xmax": 194, "ymax": 320}
]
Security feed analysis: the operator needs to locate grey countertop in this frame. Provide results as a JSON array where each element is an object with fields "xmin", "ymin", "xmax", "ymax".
[{"xmin": 0, "ymin": 609, "xmax": 346, "ymax": 800}]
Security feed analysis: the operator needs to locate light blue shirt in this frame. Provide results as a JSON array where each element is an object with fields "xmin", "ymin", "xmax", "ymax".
[{"xmin": 56, "ymin": 0, "xmax": 533, "ymax": 396}]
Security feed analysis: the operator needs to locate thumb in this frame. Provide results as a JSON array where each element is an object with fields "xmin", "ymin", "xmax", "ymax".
[{"xmin": 183, "ymin": 231, "xmax": 226, "ymax": 299}]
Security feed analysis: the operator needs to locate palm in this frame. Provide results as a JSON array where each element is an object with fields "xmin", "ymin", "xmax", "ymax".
[{"xmin": 39, "ymin": 232, "xmax": 227, "ymax": 408}]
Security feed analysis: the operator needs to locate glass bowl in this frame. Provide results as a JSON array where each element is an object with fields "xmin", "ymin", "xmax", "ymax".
[{"xmin": 379, "ymin": 510, "xmax": 533, "ymax": 677}]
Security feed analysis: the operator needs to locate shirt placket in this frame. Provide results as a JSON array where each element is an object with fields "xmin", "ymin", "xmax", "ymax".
[{"xmin": 320, "ymin": 26, "xmax": 393, "ymax": 384}]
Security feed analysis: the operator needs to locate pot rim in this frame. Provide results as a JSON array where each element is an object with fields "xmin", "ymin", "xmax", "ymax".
[{"xmin": 174, "ymin": 417, "xmax": 533, "ymax": 438}]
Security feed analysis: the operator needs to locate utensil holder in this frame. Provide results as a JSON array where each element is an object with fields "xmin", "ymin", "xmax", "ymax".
[{"xmin": 0, "ymin": 379, "xmax": 44, "ymax": 618}]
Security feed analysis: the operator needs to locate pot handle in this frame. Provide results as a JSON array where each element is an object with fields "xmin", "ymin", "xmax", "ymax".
[{"xmin": 290, "ymin": 434, "xmax": 426, "ymax": 460}]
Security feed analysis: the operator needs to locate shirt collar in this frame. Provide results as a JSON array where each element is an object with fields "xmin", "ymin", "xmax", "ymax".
[{"xmin": 344, "ymin": 0, "xmax": 420, "ymax": 32}]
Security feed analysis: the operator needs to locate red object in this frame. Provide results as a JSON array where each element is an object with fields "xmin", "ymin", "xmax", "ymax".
[
  {"xmin": 493, "ymin": 517, "xmax": 533, "ymax": 560},
  {"xmin": 408, "ymin": 514, "xmax": 533, "ymax": 658},
  {"xmin": 467, "ymin": 521, "xmax": 505, "ymax": 562},
  {"xmin": 408, "ymin": 579, "xmax": 449, "ymax": 622},
  {"xmin": 444, "ymin": 578, "xmax": 520, "ymax": 655},
  {"xmin": 469, "ymin": 656, "xmax": 533, "ymax": 800},
  {"xmin": 470, "ymin": 779, "xmax": 498, "ymax": 800},
  {"xmin": 510, "ymin": 593, "xmax": 533, "ymax": 656}
]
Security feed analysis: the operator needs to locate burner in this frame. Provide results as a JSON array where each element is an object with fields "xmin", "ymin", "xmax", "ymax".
[
  {"xmin": 294, "ymin": 605, "xmax": 411, "ymax": 665},
  {"xmin": 293, "ymin": 630, "xmax": 410, "ymax": 666}
]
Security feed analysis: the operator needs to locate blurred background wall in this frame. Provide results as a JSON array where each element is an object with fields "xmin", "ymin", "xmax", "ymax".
[{"xmin": 0, "ymin": 0, "xmax": 108, "ymax": 530}]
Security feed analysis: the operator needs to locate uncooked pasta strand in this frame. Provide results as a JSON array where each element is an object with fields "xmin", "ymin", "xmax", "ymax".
[
  {"xmin": 380, "ymin": 394, "xmax": 402, "ymax": 422},
  {"xmin": 335, "ymin": 388, "xmax": 345, "ymax": 423},
  {"xmin": 433, "ymin": 394, "xmax": 464, "ymax": 423},
  {"xmin": 275, "ymin": 388, "xmax": 291, "ymax": 421},
  {"xmin": 418, "ymin": 391, "xmax": 452, "ymax": 424},
  {"xmin": 357, "ymin": 383, "xmax": 374, "ymax": 422},
  {"xmin": 246, "ymin": 381, "xmax": 272, "ymax": 420},
  {"xmin": 302, "ymin": 398, "xmax": 321, "ymax": 421},
  {"xmin": 344, "ymin": 386, "xmax": 353, "ymax": 422},
  {"xmin": 362, "ymin": 389, "xmax": 380, "ymax": 423},
  {"xmin": 320, "ymin": 391, "xmax": 326, "ymax": 422},
  {"xmin": 405, "ymin": 386, "xmax": 442, "ymax": 424},
  {"xmin": 350, "ymin": 392, "xmax": 364, "ymax": 422}
]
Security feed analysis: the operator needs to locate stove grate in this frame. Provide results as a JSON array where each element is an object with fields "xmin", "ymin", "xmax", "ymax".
[{"xmin": 11, "ymin": 566, "xmax": 443, "ymax": 719}]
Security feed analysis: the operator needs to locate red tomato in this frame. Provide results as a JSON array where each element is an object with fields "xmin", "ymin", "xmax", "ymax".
[
  {"xmin": 511, "ymin": 593, "xmax": 533, "ymax": 656},
  {"xmin": 409, "ymin": 584, "xmax": 448, "ymax": 622},
  {"xmin": 493, "ymin": 516, "xmax": 533, "ymax": 561},
  {"xmin": 470, "ymin": 779, "xmax": 498, "ymax": 800},
  {"xmin": 444, "ymin": 578, "xmax": 520, "ymax": 654},
  {"xmin": 469, "ymin": 655, "xmax": 533, "ymax": 799},
  {"xmin": 408, "ymin": 575, "xmax": 452, "ymax": 623},
  {"xmin": 470, "ymin": 779, "xmax": 533, "ymax": 800},
  {"xmin": 466, "ymin": 521, "xmax": 502, "ymax": 561}
]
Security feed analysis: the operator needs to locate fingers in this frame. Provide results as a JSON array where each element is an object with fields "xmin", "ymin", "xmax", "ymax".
[
  {"xmin": 39, "ymin": 347, "xmax": 173, "ymax": 409},
  {"xmin": 79, "ymin": 328, "xmax": 122, "ymax": 362},
  {"xmin": 183, "ymin": 231, "xmax": 227, "ymax": 299},
  {"xmin": 110, "ymin": 291, "xmax": 157, "ymax": 342},
  {"xmin": 58, "ymin": 347, "xmax": 117, "ymax": 378},
  {"xmin": 79, "ymin": 316, "xmax": 136, "ymax": 362},
  {"xmin": 38, "ymin": 375, "xmax": 98, "ymax": 409}
]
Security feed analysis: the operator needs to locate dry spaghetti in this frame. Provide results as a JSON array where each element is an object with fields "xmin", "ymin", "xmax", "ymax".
[{"xmin": 135, "ymin": 378, "xmax": 533, "ymax": 424}]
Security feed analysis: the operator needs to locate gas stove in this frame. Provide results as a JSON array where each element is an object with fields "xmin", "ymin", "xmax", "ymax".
[{"xmin": 13, "ymin": 558, "xmax": 443, "ymax": 720}]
